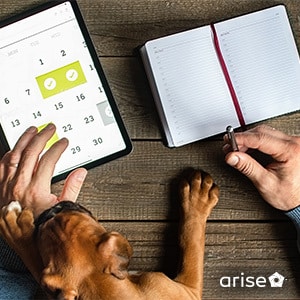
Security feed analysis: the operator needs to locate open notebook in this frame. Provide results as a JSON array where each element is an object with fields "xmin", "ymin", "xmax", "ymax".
[{"xmin": 140, "ymin": 5, "xmax": 300, "ymax": 147}]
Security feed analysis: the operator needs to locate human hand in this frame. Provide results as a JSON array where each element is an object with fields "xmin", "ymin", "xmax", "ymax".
[
  {"xmin": 0, "ymin": 124, "xmax": 87, "ymax": 218},
  {"xmin": 223, "ymin": 125, "xmax": 300, "ymax": 211}
]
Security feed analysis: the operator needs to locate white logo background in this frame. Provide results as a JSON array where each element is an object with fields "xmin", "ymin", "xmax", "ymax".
[{"xmin": 268, "ymin": 272, "xmax": 285, "ymax": 287}]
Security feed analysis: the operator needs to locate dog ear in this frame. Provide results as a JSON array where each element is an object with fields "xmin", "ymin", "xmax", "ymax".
[{"xmin": 97, "ymin": 232, "xmax": 133, "ymax": 280}]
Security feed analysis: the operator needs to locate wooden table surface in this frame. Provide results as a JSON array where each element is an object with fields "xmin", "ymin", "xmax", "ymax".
[{"xmin": 1, "ymin": 0, "xmax": 300, "ymax": 299}]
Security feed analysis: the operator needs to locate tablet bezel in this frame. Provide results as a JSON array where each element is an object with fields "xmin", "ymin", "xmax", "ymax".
[{"xmin": 0, "ymin": 0, "xmax": 132, "ymax": 182}]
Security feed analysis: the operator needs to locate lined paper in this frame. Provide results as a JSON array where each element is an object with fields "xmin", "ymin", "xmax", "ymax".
[
  {"xmin": 144, "ymin": 26, "xmax": 238, "ymax": 147},
  {"xmin": 215, "ymin": 5, "xmax": 300, "ymax": 124}
]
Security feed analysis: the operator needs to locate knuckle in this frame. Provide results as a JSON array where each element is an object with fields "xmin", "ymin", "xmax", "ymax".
[
  {"xmin": 9, "ymin": 152, "xmax": 20, "ymax": 163},
  {"xmin": 237, "ymin": 160, "xmax": 254, "ymax": 178},
  {"xmin": 22, "ymin": 146, "xmax": 38, "ymax": 159},
  {"xmin": 10, "ymin": 180, "xmax": 25, "ymax": 201},
  {"xmin": 286, "ymin": 138, "xmax": 300, "ymax": 157},
  {"xmin": 2, "ymin": 151, "xmax": 19, "ymax": 163},
  {"xmin": 254, "ymin": 124, "xmax": 268, "ymax": 132}
]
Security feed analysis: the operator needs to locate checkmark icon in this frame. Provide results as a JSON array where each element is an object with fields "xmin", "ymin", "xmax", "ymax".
[
  {"xmin": 36, "ymin": 61, "xmax": 87, "ymax": 99},
  {"xmin": 44, "ymin": 77, "xmax": 56, "ymax": 90},
  {"xmin": 66, "ymin": 69, "xmax": 78, "ymax": 82}
]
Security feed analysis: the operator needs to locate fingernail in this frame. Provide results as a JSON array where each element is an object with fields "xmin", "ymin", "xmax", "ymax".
[
  {"xmin": 26, "ymin": 126, "xmax": 37, "ymax": 133},
  {"xmin": 60, "ymin": 137, "xmax": 69, "ymax": 144},
  {"xmin": 227, "ymin": 155, "xmax": 239, "ymax": 167},
  {"xmin": 76, "ymin": 169, "xmax": 88, "ymax": 181},
  {"xmin": 46, "ymin": 123, "xmax": 55, "ymax": 130},
  {"xmin": 222, "ymin": 143, "xmax": 231, "ymax": 152}
]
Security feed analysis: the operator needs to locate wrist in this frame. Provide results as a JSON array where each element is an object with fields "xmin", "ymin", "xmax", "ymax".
[
  {"xmin": 284, "ymin": 205, "xmax": 300, "ymax": 252},
  {"xmin": 285, "ymin": 205, "xmax": 300, "ymax": 224}
]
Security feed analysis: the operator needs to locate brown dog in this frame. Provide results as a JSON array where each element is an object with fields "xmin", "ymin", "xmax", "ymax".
[{"xmin": 0, "ymin": 170, "xmax": 218, "ymax": 299}]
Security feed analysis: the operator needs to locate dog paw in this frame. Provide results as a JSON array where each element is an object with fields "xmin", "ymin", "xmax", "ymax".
[
  {"xmin": 180, "ymin": 170, "xmax": 219, "ymax": 218},
  {"xmin": 0, "ymin": 201, "xmax": 35, "ymax": 251},
  {"xmin": 5, "ymin": 201, "xmax": 22, "ymax": 214}
]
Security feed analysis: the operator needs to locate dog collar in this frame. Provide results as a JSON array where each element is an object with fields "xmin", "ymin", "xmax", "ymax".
[{"xmin": 34, "ymin": 201, "xmax": 93, "ymax": 234}]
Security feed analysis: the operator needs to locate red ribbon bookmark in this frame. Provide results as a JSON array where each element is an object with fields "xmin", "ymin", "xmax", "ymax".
[{"xmin": 210, "ymin": 23, "xmax": 246, "ymax": 127}]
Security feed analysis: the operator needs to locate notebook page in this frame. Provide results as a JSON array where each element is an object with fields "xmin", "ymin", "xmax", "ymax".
[
  {"xmin": 215, "ymin": 6, "xmax": 300, "ymax": 124},
  {"xmin": 144, "ymin": 26, "xmax": 239, "ymax": 147}
]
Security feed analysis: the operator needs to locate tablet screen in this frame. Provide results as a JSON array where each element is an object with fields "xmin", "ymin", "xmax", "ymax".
[{"xmin": 0, "ymin": 1, "xmax": 132, "ymax": 181}]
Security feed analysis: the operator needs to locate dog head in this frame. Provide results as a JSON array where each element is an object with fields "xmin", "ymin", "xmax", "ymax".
[{"xmin": 34, "ymin": 201, "xmax": 133, "ymax": 299}]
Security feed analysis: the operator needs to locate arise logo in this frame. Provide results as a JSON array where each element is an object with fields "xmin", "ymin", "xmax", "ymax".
[
  {"xmin": 220, "ymin": 272, "xmax": 285, "ymax": 288},
  {"xmin": 268, "ymin": 272, "xmax": 285, "ymax": 287}
]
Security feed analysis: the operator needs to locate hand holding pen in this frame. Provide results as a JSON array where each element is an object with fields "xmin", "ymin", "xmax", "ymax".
[{"xmin": 223, "ymin": 125, "xmax": 300, "ymax": 212}]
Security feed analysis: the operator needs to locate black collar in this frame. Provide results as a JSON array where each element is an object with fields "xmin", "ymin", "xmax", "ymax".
[{"xmin": 34, "ymin": 201, "xmax": 93, "ymax": 234}]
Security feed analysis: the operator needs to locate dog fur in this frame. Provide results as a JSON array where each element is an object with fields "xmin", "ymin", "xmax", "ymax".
[{"xmin": 0, "ymin": 170, "xmax": 218, "ymax": 299}]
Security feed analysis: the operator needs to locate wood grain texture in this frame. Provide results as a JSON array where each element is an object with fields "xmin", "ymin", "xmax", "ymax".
[
  {"xmin": 99, "ymin": 221, "xmax": 300, "ymax": 299},
  {"xmin": 0, "ymin": 1, "xmax": 299, "ymax": 299},
  {"xmin": 77, "ymin": 0, "xmax": 300, "ymax": 57},
  {"xmin": 52, "ymin": 140, "xmax": 285, "ymax": 221}
]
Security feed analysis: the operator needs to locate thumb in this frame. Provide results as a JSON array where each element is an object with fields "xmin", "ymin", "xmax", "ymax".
[
  {"xmin": 59, "ymin": 168, "xmax": 88, "ymax": 202},
  {"xmin": 225, "ymin": 152, "xmax": 268, "ymax": 185}
]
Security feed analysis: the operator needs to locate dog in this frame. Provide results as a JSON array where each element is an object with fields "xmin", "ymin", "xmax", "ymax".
[{"xmin": 0, "ymin": 170, "xmax": 218, "ymax": 299}]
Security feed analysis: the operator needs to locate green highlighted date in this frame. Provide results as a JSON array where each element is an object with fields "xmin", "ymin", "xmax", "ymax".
[{"xmin": 36, "ymin": 61, "xmax": 87, "ymax": 99}]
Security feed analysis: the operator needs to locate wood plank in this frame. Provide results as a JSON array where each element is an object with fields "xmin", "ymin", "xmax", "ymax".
[
  {"xmin": 52, "ymin": 140, "xmax": 288, "ymax": 221},
  {"xmin": 76, "ymin": 0, "xmax": 300, "ymax": 57},
  {"xmin": 0, "ymin": 1, "xmax": 299, "ymax": 57},
  {"xmin": 99, "ymin": 221, "xmax": 300, "ymax": 299},
  {"xmin": 100, "ymin": 57, "xmax": 162, "ymax": 140}
]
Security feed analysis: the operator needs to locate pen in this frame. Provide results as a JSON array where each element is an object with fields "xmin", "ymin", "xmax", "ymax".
[{"xmin": 226, "ymin": 126, "xmax": 239, "ymax": 152}]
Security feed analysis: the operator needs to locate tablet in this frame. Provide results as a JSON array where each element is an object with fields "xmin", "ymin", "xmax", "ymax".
[{"xmin": 0, "ymin": 0, "xmax": 132, "ymax": 182}]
